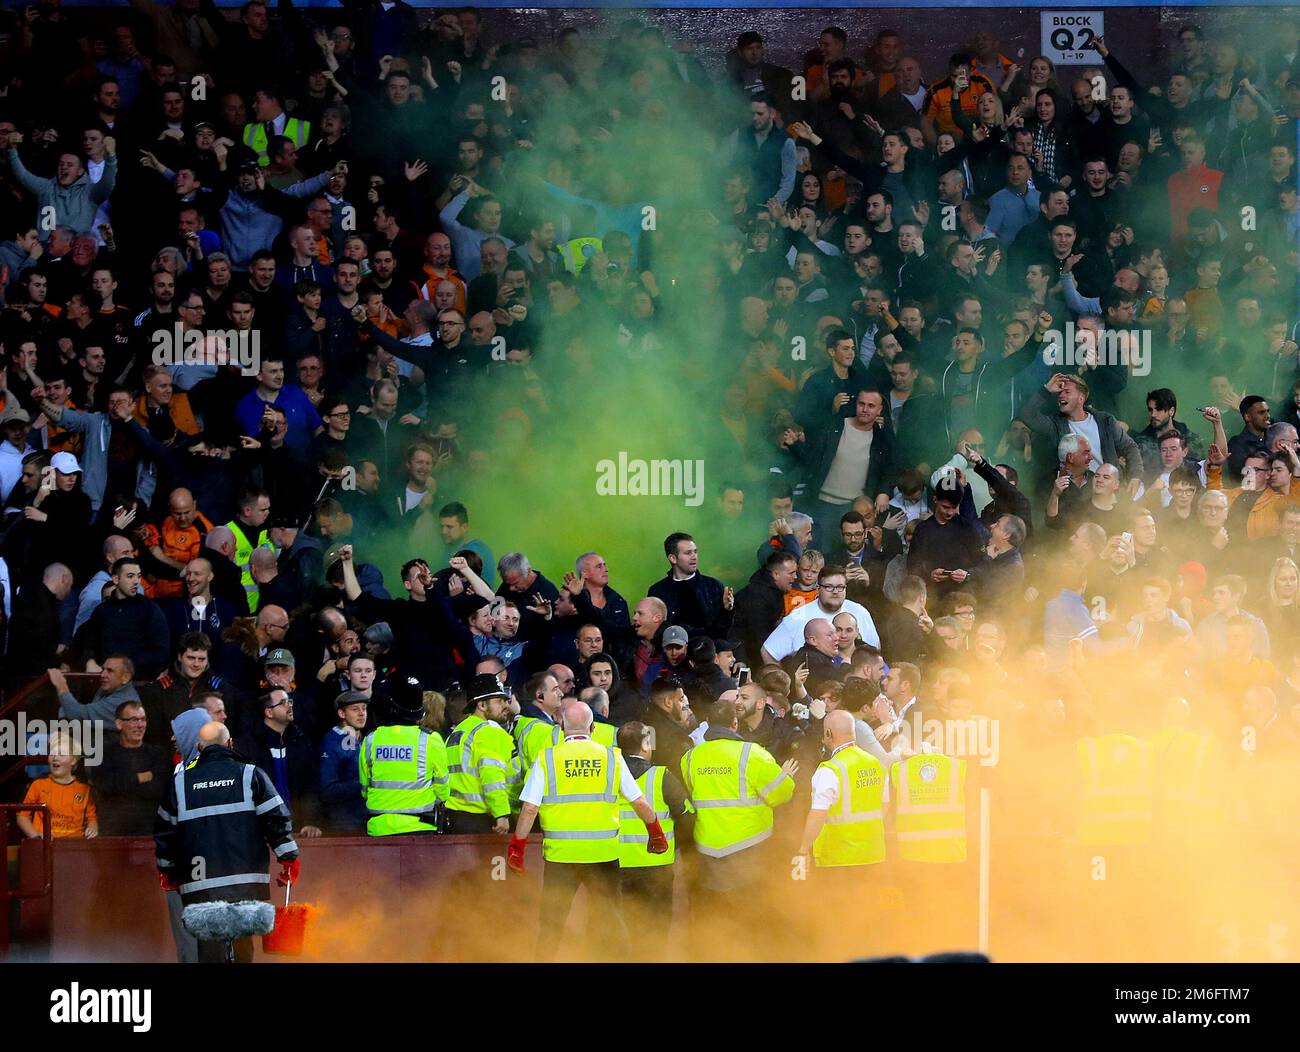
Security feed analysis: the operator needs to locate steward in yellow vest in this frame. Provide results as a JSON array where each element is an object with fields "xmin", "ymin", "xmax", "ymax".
[
  {"xmin": 241, "ymin": 90, "xmax": 311, "ymax": 167},
  {"xmin": 508, "ymin": 701, "xmax": 667, "ymax": 961},
  {"xmin": 681, "ymin": 706, "xmax": 797, "ymax": 864},
  {"xmin": 890, "ymin": 750, "xmax": 967, "ymax": 862},
  {"xmin": 614, "ymin": 720, "xmax": 693, "ymax": 961},
  {"xmin": 1075, "ymin": 732, "xmax": 1154, "ymax": 846},
  {"xmin": 225, "ymin": 488, "xmax": 274, "ymax": 610},
  {"xmin": 513, "ymin": 670, "xmax": 564, "ymax": 786},
  {"xmin": 796, "ymin": 710, "xmax": 887, "ymax": 868}
]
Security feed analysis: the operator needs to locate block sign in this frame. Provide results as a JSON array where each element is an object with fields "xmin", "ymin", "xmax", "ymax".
[{"xmin": 1041, "ymin": 12, "xmax": 1105, "ymax": 66}]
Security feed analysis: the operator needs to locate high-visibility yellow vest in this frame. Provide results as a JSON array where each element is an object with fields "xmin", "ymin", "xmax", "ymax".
[
  {"xmin": 225, "ymin": 520, "xmax": 273, "ymax": 609},
  {"xmin": 813, "ymin": 744, "xmax": 886, "ymax": 867},
  {"xmin": 1152, "ymin": 727, "xmax": 1224, "ymax": 834},
  {"xmin": 619, "ymin": 764, "xmax": 674, "ymax": 869},
  {"xmin": 536, "ymin": 737, "xmax": 622, "ymax": 863},
  {"xmin": 241, "ymin": 116, "xmax": 311, "ymax": 167},
  {"xmin": 445, "ymin": 714, "xmax": 515, "ymax": 818},
  {"xmin": 591, "ymin": 721, "xmax": 616, "ymax": 748},
  {"xmin": 558, "ymin": 237, "xmax": 603, "ymax": 275},
  {"xmin": 514, "ymin": 714, "xmax": 562, "ymax": 783},
  {"xmin": 357, "ymin": 724, "xmax": 448, "ymax": 835},
  {"xmin": 1076, "ymin": 734, "xmax": 1153, "ymax": 845},
  {"xmin": 681, "ymin": 737, "xmax": 793, "ymax": 858},
  {"xmin": 891, "ymin": 752, "xmax": 967, "ymax": 862}
]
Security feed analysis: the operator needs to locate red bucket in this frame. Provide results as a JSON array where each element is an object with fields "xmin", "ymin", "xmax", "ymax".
[{"xmin": 262, "ymin": 886, "xmax": 314, "ymax": 956}]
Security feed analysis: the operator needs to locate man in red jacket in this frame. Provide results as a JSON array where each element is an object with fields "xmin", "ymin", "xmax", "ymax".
[{"xmin": 1167, "ymin": 133, "xmax": 1223, "ymax": 241}]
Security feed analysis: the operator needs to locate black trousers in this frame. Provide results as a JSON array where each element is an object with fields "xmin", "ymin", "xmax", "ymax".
[
  {"xmin": 535, "ymin": 860, "xmax": 628, "ymax": 962},
  {"xmin": 618, "ymin": 865, "xmax": 676, "ymax": 962},
  {"xmin": 442, "ymin": 809, "xmax": 499, "ymax": 834},
  {"xmin": 196, "ymin": 936, "xmax": 254, "ymax": 964}
]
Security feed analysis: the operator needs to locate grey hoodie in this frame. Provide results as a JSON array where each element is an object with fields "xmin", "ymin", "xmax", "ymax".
[
  {"xmin": 8, "ymin": 149, "xmax": 118, "ymax": 239},
  {"xmin": 172, "ymin": 708, "xmax": 211, "ymax": 767}
]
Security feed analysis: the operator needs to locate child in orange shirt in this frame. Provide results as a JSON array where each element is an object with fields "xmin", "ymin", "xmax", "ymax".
[
  {"xmin": 784, "ymin": 550, "xmax": 825, "ymax": 614},
  {"xmin": 17, "ymin": 749, "xmax": 98, "ymax": 839}
]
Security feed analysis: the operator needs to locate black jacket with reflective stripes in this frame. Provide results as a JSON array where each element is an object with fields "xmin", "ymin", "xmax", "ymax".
[{"xmin": 155, "ymin": 744, "xmax": 299, "ymax": 906}]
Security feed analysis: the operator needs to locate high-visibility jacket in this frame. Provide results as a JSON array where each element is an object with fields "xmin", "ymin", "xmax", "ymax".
[
  {"xmin": 1076, "ymin": 734, "xmax": 1154, "ymax": 846},
  {"xmin": 891, "ymin": 752, "xmax": 967, "ymax": 862},
  {"xmin": 591, "ymin": 721, "xmax": 616, "ymax": 749},
  {"xmin": 681, "ymin": 736, "xmax": 793, "ymax": 858},
  {"xmin": 225, "ymin": 520, "xmax": 273, "ymax": 609},
  {"xmin": 445, "ymin": 714, "xmax": 515, "ymax": 818},
  {"xmin": 357, "ymin": 724, "xmax": 449, "ymax": 836},
  {"xmin": 619, "ymin": 764, "xmax": 674, "ymax": 868},
  {"xmin": 813, "ymin": 745, "xmax": 887, "ymax": 867},
  {"xmin": 1152, "ymin": 727, "xmax": 1224, "ymax": 834},
  {"xmin": 242, "ymin": 117, "xmax": 311, "ymax": 167},
  {"xmin": 558, "ymin": 237, "xmax": 602, "ymax": 274},
  {"xmin": 514, "ymin": 714, "xmax": 561, "ymax": 784},
  {"xmin": 536, "ymin": 737, "xmax": 622, "ymax": 863}
]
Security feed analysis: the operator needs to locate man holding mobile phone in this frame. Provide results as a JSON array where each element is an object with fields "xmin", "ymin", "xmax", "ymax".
[{"xmin": 906, "ymin": 475, "xmax": 984, "ymax": 599}]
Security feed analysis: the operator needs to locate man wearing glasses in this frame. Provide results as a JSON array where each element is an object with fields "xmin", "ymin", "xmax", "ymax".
[
  {"xmin": 760, "ymin": 565, "xmax": 880, "ymax": 664},
  {"xmin": 89, "ymin": 700, "xmax": 170, "ymax": 835}
]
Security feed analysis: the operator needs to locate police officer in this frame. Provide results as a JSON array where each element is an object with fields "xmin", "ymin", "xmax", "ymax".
[
  {"xmin": 681, "ymin": 695, "xmax": 797, "ymax": 956},
  {"xmin": 155, "ymin": 721, "xmax": 299, "ymax": 963},
  {"xmin": 358, "ymin": 676, "xmax": 449, "ymax": 835},
  {"xmin": 443, "ymin": 674, "xmax": 517, "ymax": 834},
  {"xmin": 616, "ymin": 719, "xmax": 693, "ymax": 962},
  {"xmin": 509, "ymin": 701, "xmax": 667, "ymax": 962}
]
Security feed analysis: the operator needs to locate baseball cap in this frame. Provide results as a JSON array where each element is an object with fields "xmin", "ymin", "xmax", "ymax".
[
  {"xmin": 713, "ymin": 638, "xmax": 739, "ymax": 655},
  {"xmin": 264, "ymin": 647, "xmax": 295, "ymax": 667},
  {"xmin": 468, "ymin": 673, "xmax": 508, "ymax": 704},
  {"xmin": 1, "ymin": 405, "xmax": 31, "ymax": 426},
  {"xmin": 662, "ymin": 625, "xmax": 689, "ymax": 648},
  {"xmin": 50, "ymin": 451, "xmax": 82, "ymax": 474}
]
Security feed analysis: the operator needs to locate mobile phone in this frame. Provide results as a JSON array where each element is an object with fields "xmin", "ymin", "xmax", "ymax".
[{"xmin": 736, "ymin": 665, "xmax": 751, "ymax": 687}]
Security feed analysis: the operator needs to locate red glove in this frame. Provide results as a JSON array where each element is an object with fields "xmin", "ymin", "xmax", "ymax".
[
  {"xmin": 276, "ymin": 858, "xmax": 300, "ymax": 887},
  {"xmin": 645, "ymin": 819, "xmax": 669, "ymax": 855},
  {"xmin": 507, "ymin": 836, "xmax": 527, "ymax": 873},
  {"xmin": 158, "ymin": 870, "xmax": 180, "ymax": 892}
]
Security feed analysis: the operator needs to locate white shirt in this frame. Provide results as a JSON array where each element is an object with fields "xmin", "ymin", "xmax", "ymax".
[
  {"xmin": 87, "ymin": 157, "xmax": 112, "ymax": 246},
  {"xmin": 0, "ymin": 555, "xmax": 10, "ymax": 626},
  {"xmin": 811, "ymin": 742, "xmax": 892, "ymax": 810},
  {"xmin": 763, "ymin": 598, "xmax": 880, "ymax": 660},
  {"xmin": 1067, "ymin": 414, "xmax": 1103, "ymax": 472},
  {"xmin": 0, "ymin": 439, "xmax": 34, "ymax": 502},
  {"xmin": 900, "ymin": 86, "xmax": 927, "ymax": 112},
  {"xmin": 520, "ymin": 735, "xmax": 642, "ymax": 806},
  {"xmin": 819, "ymin": 423, "xmax": 874, "ymax": 503}
]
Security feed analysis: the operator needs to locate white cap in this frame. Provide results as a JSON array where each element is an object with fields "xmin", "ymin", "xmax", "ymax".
[{"xmin": 50, "ymin": 451, "xmax": 82, "ymax": 475}]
